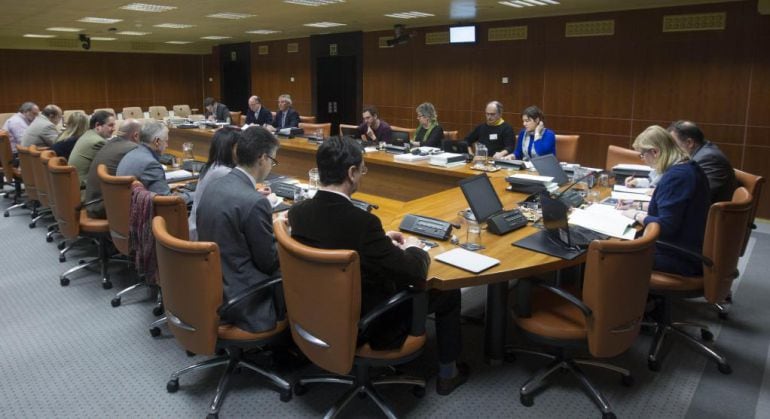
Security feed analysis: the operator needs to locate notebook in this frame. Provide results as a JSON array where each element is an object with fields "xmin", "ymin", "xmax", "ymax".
[{"xmin": 435, "ymin": 248, "xmax": 500, "ymax": 274}]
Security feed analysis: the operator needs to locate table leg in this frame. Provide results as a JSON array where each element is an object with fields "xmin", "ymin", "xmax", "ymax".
[{"xmin": 484, "ymin": 281, "xmax": 509, "ymax": 365}]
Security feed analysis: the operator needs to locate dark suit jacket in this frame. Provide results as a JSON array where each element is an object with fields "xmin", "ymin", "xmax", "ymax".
[
  {"xmin": 288, "ymin": 190, "xmax": 430, "ymax": 349},
  {"xmin": 245, "ymin": 106, "xmax": 273, "ymax": 126},
  {"xmin": 271, "ymin": 108, "xmax": 300, "ymax": 129},
  {"xmin": 196, "ymin": 169, "xmax": 284, "ymax": 333},
  {"xmin": 205, "ymin": 103, "xmax": 231, "ymax": 122},
  {"xmin": 85, "ymin": 137, "xmax": 138, "ymax": 218},
  {"xmin": 691, "ymin": 141, "xmax": 737, "ymax": 203}
]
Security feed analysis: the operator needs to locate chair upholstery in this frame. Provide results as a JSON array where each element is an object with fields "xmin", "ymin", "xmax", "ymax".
[
  {"xmin": 16, "ymin": 145, "xmax": 38, "ymax": 202},
  {"xmin": 121, "ymin": 107, "xmax": 143, "ymax": 120},
  {"xmin": 391, "ymin": 126, "xmax": 416, "ymax": 144},
  {"xmin": 298, "ymin": 122, "xmax": 331, "ymax": 138},
  {"xmin": 1, "ymin": 132, "xmax": 25, "ymax": 216},
  {"xmin": 172, "ymin": 105, "xmax": 191, "ymax": 118},
  {"xmin": 152, "ymin": 216, "xmax": 291, "ymax": 417},
  {"xmin": 153, "ymin": 195, "xmax": 189, "ymax": 241},
  {"xmin": 27, "ymin": 145, "xmax": 54, "ymax": 228},
  {"xmin": 228, "ymin": 111, "xmax": 242, "ymax": 125},
  {"xmin": 339, "ymin": 123, "xmax": 358, "ymax": 138},
  {"xmin": 274, "ymin": 219, "xmax": 426, "ymax": 418},
  {"xmin": 511, "ymin": 223, "xmax": 660, "ymax": 417},
  {"xmin": 299, "ymin": 115, "xmax": 316, "ymax": 124},
  {"xmin": 647, "ymin": 187, "xmax": 753, "ymax": 374},
  {"xmin": 605, "ymin": 145, "xmax": 639, "ymax": 171},
  {"xmin": 97, "ymin": 164, "xmax": 135, "ymax": 255},
  {"xmin": 38, "ymin": 150, "xmax": 59, "ymax": 241},
  {"xmin": 92, "ymin": 108, "xmax": 116, "ymax": 117},
  {"xmin": 148, "ymin": 106, "xmax": 169, "ymax": 120},
  {"xmin": 555, "ymin": 134, "xmax": 579, "ymax": 163},
  {"xmin": 734, "ymin": 169, "xmax": 764, "ymax": 257},
  {"xmin": 443, "ymin": 130, "xmax": 459, "ymax": 141}
]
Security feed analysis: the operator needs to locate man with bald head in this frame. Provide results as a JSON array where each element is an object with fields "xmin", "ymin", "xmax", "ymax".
[
  {"xmin": 461, "ymin": 101, "xmax": 515, "ymax": 158},
  {"xmin": 245, "ymin": 95, "xmax": 273, "ymax": 126},
  {"xmin": 21, "ymin": 104, "xmax": 61, "ymax": 148},
  {"xmin": 2, "ymin": 101, "xmax": 39, "ymax": 153},
  {"xmin": 84, "ymin": 119, "xmax": 142, "ymax": 218}
]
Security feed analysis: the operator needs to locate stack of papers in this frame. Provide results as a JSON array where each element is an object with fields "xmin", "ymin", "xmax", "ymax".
[
  {"xmin": 394, "ymin": 153, "xmax": 430, "ymax": 162},
  {"xmin": 611, "ymin": 190, "xmax": 652, "ymax": 202},
  {"xmin": 568, "ymin": 205, "xmax": 636, "ymax": 240},
  {"xmin": 508, "ymin": 174, "xmax": 553, "ymax": 184},
  {"xmin": 613, "ymin": 163, "xmax": 653, "ymax": 172},
  {"xmin": 613, "ymin": 185, "xmax": 653, "ymax": 195},
  {"xmin": 165, "ymin": 169, "xmax": 194, "ymax": 181}
]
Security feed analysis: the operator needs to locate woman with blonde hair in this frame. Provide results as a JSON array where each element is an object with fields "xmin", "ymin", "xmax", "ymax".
[
  {"xmin": 52, "ymin": 111, "xmax": 89, "ymax": 159},
  {"xmin": 622, "ymin": 125, "xmax": 710, "ymax": 275},
  {"xmin": 414, "ymin": 102, "xmax": 444, "ymax": 148}
]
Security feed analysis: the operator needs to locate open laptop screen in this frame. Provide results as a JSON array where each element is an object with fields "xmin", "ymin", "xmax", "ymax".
[
  {"xmin": 459, "ymin": 173, "xmax": 503, "ymax": 222},
  {"xmin": 531, "ymin": 154, "xmax": 570, "ymax": 186},
  {"xmin": 539, "ymin": 192, "xmax": 571, "ymax": 245}
]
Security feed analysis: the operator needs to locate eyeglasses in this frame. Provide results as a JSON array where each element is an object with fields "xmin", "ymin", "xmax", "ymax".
[
  {"xmin": 266, "ymin": 155, "xmax": 279, "ymax": 167},
  {"xmin": 485, "ymin": 112, "xmax": 498, "ymax": 117}
]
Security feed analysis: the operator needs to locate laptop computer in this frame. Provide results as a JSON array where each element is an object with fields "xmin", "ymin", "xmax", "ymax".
[
  {"xmin": 458, "ymin": 174, "xmax": 528, "ymax": 237},
  {"xmin": 531, "ymin": 154, "xmax": 570, "ymax": 186},
  {"xmin": 540, "ymin": 192, "xmax": 608, "ymax": 249}
]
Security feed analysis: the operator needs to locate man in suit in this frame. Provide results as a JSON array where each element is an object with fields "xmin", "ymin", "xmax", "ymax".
[
  {"xmin": 196, "ymin": 126, "xmax": 284, "ymax": 333},
  {"xmin": 245, "ymin": 95, "xmax": 273, "ymax": 126},
  {"xmin": 266, "ymin": 94, "xmax": 300, "ymax": 133},
  {"xmin": 84, "ymin": 119, "xmax": 142, "ymax": 218},
  {"xmin": 2, "ymin": 101, "xmax": 39, "ymax": 153},
  {"xmin": 20, "ymin": 104, "xmax": 61, "ymax": 148},
  {"xmin": 203, "ymin": 97, "xmax": 231, "ymax": 122},
  {"xmin": 69, "ymin": 110, "xmax": 115, "ymax": 191},
  {"xmin": 288, "ymin": 136, "xmax": 468, "ymax": 395},
  {"xmin": 668, "ymin": 120, "xmax": 737, "ymax": 203}
]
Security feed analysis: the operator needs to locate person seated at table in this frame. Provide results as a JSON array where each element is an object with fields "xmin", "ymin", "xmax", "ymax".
[
  {"xmin": 203, "ymin": 97, "xmax": 231, "ymax": 122},
  {"xmin": 267, "ymin": 94, "xmax": 300, "ymax": 133},
  {"xmin": 414, "ymin": 102, "xmax": 444, "ymax": 148},
  {"xmin": 288, "ymin": 136, "xmax": 468, "ymax": 395},
  {"xmin": 454, "ymin": 101, "xmax": 515, "ymax": 158},
  {"xmin": 356, "ymin": 106, "xmax": 392, "ymax": 145},
  {"xmin": 188, "ymin": 126, "xmax": 241, "ymax": 240},
  {"xmin": 620, "ymin": 125, "xmax": 710, "ymax": 276},
  {"xmin": 245, "ymin": 95, "xmax": 273, "ymax": 126},
  {"xmin": 512, "ymin": 105, "xmax": 556, "ymax": 161},
  {"xmin": 51, "ymin": 111, "xmax": 89, "ymax": 160}
]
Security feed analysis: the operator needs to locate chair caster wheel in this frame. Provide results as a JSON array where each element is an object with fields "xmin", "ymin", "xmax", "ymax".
[
  {"xmin": 60, "ymin": 277, "xmax": 70, "ymax": 286},
  {"xmin": 648, "ymin": 359, "xmax": 661, "ymax": 372},
  {"xmin": 166, "ymin": 379, "xmax": 179, "ymax": 393},
  {"xmin": 718, "ymin": 363, "xmax": 732, "ymax": 375},
  {"xmin": 718, "ymin": 312, "xmax": 728, "ymax": 320},
  {"xmin": 111, "ymin": 298, "xmax": 121, "ymax": 307},
  {"xmin": 412, "ymin": 385, "xmax": 426, "ymax": 398},
  {"xmin": 280, "ymin": 389, "xmax": 292, "ymax": 402},
  {"xmin": 150, "ymin": 327, "xmax": 161, "ymax": 337},
  {"xmin": 206, "ymin": 413, "xmax": 218, "ymax": 419},
  {"xmin": 46, "ymin": 236, "xmax": 53, "ymax": 242},
  {"xmin": 29, "ymin": 222, "xmax": 36, "ymax": 228},
  {"xmin": 58, "ymin": 242, "xmax": 66, "ymax": 250},
  {"xmin": 152, "ymin": 305, "xmax": 164, "ymax": 316},
  {"xmin": 186, "ymin": 350, "xmax": 196, "ymax": 357},
  {"xmin": 520, "ymin": 394, "xmax": 534, "ymax": 407},
  {"xmin": 102, "ymin": 280, "xmax": 112, "ymax": 290},
  {"xmin": 621, "ymin": 374, "xmax": 634, "ymax": 387},
  {"xmin": 602, "ymin": 412, "xmax": 617, "ymax": 419},
  {"xmin": 3, "ymin": 211, "xmax": 9, "ymax": 217},
  {"xmin": 59, "ymin": 255, "xmax": 66, "ymax": 263},
  {"xmin": 701, "ymin": 329, "xmax": 714, "ymax": 341},
  {"xmin": 294, "ymin": 383, "xmax": 308, "ymax": 396}
]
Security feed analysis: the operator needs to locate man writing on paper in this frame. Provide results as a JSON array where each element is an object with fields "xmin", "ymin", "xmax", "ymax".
[{"xmin": 288, "ymin": 136, "xmax": 468, "ymax": 395}]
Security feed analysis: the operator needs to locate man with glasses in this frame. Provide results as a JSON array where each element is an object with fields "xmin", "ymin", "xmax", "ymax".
[
  {"xmin": 289, "ymin": 136, "xmax": 468, "ymax": 396},
  {"xmin": 457, "ymin": 101, "xmax": 515, "ymax": 157},
  {"xmin": 196, "ymin": 126, "xmax": 285, "ymax": 333}
]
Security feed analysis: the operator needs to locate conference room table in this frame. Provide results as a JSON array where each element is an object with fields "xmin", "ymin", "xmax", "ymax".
[{"xmin": 168, "ymin": 127, "xmax": 592, "ymax": 364}]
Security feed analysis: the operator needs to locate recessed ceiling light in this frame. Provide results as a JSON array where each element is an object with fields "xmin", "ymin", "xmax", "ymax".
[
  {"xmin": 200, "ymin": 35, "xmax": 232, "ymax": 40},
  {"xmin": 284, "ymin": 0, "xmax": 345, "ymax": 6},
  {"xmin": 303, "ymin": 21, "xmax": 346, "ymax": 28},
  {"xmin": 46, "ymin": 27, "xmax": 84, "ymax": 32},
  {"xmin": 78, "ymin": 17, "xmax": 124, "ymax": 24},
  {"xmin": 23, "ymin": 34, "xmax": 56, "ymax": 38},
  {"xmin": 384, "ymin": 11, "xmax": 435, "ymax": 19},
  {"xmin": 120, "ymin": 3, "xmax": 177, "ymax": 12},
  {"xmin": 499, "ymin": 1, "xmax": 524, "ymax": 7},
  {"xmin": 90, "ymin": 37, "xmax": 117, "ymax": 41},
  {"xmin": 499, "ymin": 0, "xmax": 559, "ymax": 7},
  {"xmin": 165, "ymin": 41, "xmax": 192, "ymax": 44},
  {"xmin": 116, "ymin": 31, "xmax": 150, "ymax": 36},
  {"xmin": 206, "ymin": 12, "xmax": 255, "ymax": 20},
  {"xmin": 154, "ymin": 23, "xmax": 195, "ymax": 29},
  {"xmin": 245, "ymin": 29, "xmax": 281, "ymax": 35}
]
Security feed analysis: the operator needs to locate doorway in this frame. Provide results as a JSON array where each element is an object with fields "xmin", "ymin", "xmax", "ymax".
[
  {"xmin": 219, "ymin": 42, "xmax": 251, "ymax": 112},
  {"xmin": 316, "ymin": 56, "xmax": 357, "ymax": 135}
]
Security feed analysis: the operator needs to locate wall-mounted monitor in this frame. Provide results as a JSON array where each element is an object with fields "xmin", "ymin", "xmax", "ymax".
[{"xmin": 450, "ymin": 25, "xmax": 477, "ymax": 44}]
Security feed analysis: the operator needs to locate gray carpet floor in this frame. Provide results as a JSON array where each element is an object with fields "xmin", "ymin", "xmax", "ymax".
[{"xmin": 1, "ymin": 204, "xmax": 769, "ymax": 419}]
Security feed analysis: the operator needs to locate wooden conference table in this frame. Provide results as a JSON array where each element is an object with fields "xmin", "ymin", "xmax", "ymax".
[{"xmin": 168, "ymin": 127, "xmax": 588, "ymax": 363}]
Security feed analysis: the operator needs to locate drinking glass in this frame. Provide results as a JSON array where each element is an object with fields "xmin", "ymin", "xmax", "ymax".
[
  {"xmin": 182, "ymin": 142, "xmax": 194, "ymax": 161},
  {"xmin": 308, "ymin": 168, "xmax": 320, "ymax": 198}
]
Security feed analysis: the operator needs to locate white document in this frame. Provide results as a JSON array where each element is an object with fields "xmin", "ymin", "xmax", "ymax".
[
  {"xmin": 611, "ymin": 191, "xmax": 652, "ymax": 202},
  {"xmin": 435, "ymin": 248, "xmax": 500, "ymax": 274},
  {"xmin": 613, "ymin": 163, "xmax": 652, "ymax": 172},
  {"xmin": 613, "ymin": 185, "xmax": 653, "ymax": 195},
  {"xmin": 508, "ymin": 173, "xmax": 554, "ymax": 184},
  {"xmin": 394, "ymin": 153, "xmax": 430, "ymax": 162},
  {"xmin": 278, "ymin": 127, "xmax": 292, "ymax": 135},
  {"xmin": 569, "ymin": 205, "xmax": 636, "ymax": 240},
  {"xmin": 165, "ymin": 169, "xmax": 193, "ymax": 181},
  {"xmin": 364, "ymin": 146, "xmax": 379, "ymax": 153}
]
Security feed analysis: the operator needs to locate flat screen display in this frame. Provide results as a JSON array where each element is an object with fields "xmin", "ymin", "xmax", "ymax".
[
  {"xmin": 450, "ymin": 25, "xmax": 476, "ymax": 44},
  {"xmin": 459, "ymin": 173, "xmax": 503, "ymax": 222}
]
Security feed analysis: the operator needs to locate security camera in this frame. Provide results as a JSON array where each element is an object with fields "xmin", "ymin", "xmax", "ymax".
[
  {"xmin": 79, "ymin": 34, "xmax": 91, "ymax": 50},
  {"xmin": 386, "ymin": 24, "xmax": 413, "ymax": 47}
]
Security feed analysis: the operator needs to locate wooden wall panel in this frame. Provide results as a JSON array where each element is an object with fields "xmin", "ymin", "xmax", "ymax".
[{"xmin": 249, "ymin": 39, "xmax": 312, "ymax": 116}]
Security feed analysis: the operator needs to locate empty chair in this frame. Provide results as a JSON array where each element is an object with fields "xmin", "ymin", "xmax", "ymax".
[
  {"xmin": 605, "ymin": 145, "xmax": 640, "ymax": 171},
  {"xmin": 172, "ymin": 104, "xmax": 191, "ymax": 118},
  {"xmin": 339, "ymin": 123, "xmax": 358, "ymax": 138},
  {"xmin": 92, "ymin": 108, "xmax": 116, "ymax": 117},
  {"xmin": 555, "ymin": 134, "xmax": 579, "ymax": 163},
  {"xmin": 734, "ymin": 169, "xmax": 764, "ymax": 257},
  {"xmin": 299, "ymin": 115, "xmax": 316, "ymax": 124},
  {"xmin": 148, "ymin": 106, "xmax": 169, "ymax": 120},
  {"xmin": 443, "ymin": 130, "xmax": 459, "ymax": 141},
  {"xmin": 229, "ymin": 111, "xmax": 242, "ymax": 125},
  {"xmin": 298, "ymin": 122, "xmax": 331, "ymax": 138},
  {"xmin": 122, "ymin": 107, "xmax": 143, "ymax": 120}
]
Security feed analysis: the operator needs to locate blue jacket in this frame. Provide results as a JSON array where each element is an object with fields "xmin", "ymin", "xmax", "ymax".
[{"xmin": 514, "ymin": 128, "xmax": 556, "ymax": 160}]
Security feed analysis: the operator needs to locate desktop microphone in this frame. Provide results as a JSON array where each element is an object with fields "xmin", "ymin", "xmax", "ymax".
[{"xmin": 552, "ymin": 170, "xmax": 596, "ymax": 198}]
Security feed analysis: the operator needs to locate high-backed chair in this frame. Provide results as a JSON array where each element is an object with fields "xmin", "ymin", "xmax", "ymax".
[
  {"xmin": 299, "ymin": 115, "xmax": 316, "ymax": 124},
  {"xmin": 148, "ymin": 106, "xmax": 169, "ymax": 120},
  {"xmin": 172, "ymin": 105, "xmax": 191, "ymax": 118},
  {"xmin": 228, "ymin": 111, "xmax": 242, "ymax": 125},
  {"xmin": 63, "ymin": 110, "xmax": 86, "ymax": 123},
  {"xmin": 274, "ymin": 219, "xmax": 427, "ymax": 418},
  {"xmin": 605, "ymin": 145, "xmax": 640, "ymax": 171},
  {"xmin": 0, "ymin": 113, "xmax": 13, "ymax": 127},
  {"xmin": 16, "ymin": 145, "xmax": 39, "ymax": 217},
  {"xmin": 152, "ymin": 216, "xmax": 291, "ymax": 417},
  {"xmin": 122, "ymin": 107, "xmax": 143, "ymax": 120},
  {"xmin": 27, "ymin": 145, "xmax": 54, "ymax": 228},
  {"xmin": 391, "ymin": 126, "xmax": 415, "ymax": 145},
  {"xmin": 47, "ymin": 157, "xmax": 113, "ymax": 288},
  {"xmin": 1, "ymin": 132, "xmax": 25, "ymax": 216},
  {"xmin": 339, "ymin": 123, "xmax": 358, "ymax": 138},
  {"xmin": 647, "ymin": 187, "xmax": 752, "ymax": 374},
  {"xmin": 92, "ymin": 108, "xmax": 116, "ymax": 117},
  {"xmin": 510, "ymin": 223, "xmax": 660, "ymax": 418},
  {"xmin": 298, "ymin": 122, "xmax": 331, "ymax": 138},
  {"xmin": 443, "ymin": 130, "xmax": 459, "ymax": 141},
  {"xmin": 555, "ymin": 134, "xmax": 579, "ymax": 163},
  {"xmin": 734, "ymin": 169, "xmax": 764, "ymax": 257},
  {"xmin": 38, "ymin": 150, "xmax": 59, "ymax": 242}
]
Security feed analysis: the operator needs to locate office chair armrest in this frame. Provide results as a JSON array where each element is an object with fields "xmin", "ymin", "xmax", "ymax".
[
  {"xmin": 76, "ymin": 198, "xmax": 103, "ymax": 211},
  {"xmin": 534, "ymin": 283, "xmax": 592, "ymax": 318},
  {"xmin": 217, "ymin": 275, "xmax": 282, "ymax": 317},
  {"xmin": 656, "ymin": 241, "xmax": 714, "ymax": 267},
  {"xmin": 358, "ymin": 288, "xmax": 424, "ymax": 333}
]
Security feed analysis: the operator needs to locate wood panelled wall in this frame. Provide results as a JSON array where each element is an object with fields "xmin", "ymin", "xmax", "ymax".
[
  {"xmin": 0, "ymin": 50, "xmax": 205, "ymax": 114},
  {"xmin": 248, "ymin": 39, "xmax": 312, "ymax": 116}
]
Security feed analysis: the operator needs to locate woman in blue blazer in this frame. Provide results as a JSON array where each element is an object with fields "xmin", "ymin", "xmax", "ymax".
[{"xmin": 513, "ymin": 106, "xmax": 556, "ymax": 160}]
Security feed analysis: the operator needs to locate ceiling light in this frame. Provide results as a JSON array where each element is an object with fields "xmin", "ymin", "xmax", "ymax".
[
  {"xmin": 90, "ymin": 37, "xmax": 116, "ymax": 41},
  {"xmin": 46, "ymin": 27, "xmax": 84, "ymax": 32},
  {"xmin": 200, "ymin": 35, "xmax": 232, "ymax": 40},
  {"xmin": 206, "ymin": 12, "xmax": 255, "ymax": 20},
  {"xmin": 540, "ymin": 0, "xmax": 560, "ymax": 3},
  {"xmin": 78, "ymin": 17, "xmax": 123, "ymax": 24},
  {"xmin": 245, "ymin": 30, "xmax": 281, "ymax": 35},
  {"xmin": 520, "ymin": 0, "xmax": 547, "ymax": 5},
  {"xmin": 165, "ymin": 41, "xmax": 192, "ymax": 44},
  {"xmin": 23, "ymin": 34, "xmax": 56, "ymax": 38},
  {"xmin": 116, "ymin": 31, "xmax": 150, "ymax": 35},
  {"xmin": 120, "ymin": 3, "xmax": 177, "ymax": 12},
  {"xmin": 154, "ymin": 23, "xmax": 195, "ymax": 29},
  {"xmin": 385, "ymin": 11, "xmax": 435, "ymax": 19},
  {"xmin": 499, "ymin": 1, "xmax": 524, "ymax": 7},
  {"xmin": 284, "ymin": 0, "xmax": 345, "ymax": 6},
  {"xmin": 303, "ymin": 22, "xmax": 346, "ymax": 28}
]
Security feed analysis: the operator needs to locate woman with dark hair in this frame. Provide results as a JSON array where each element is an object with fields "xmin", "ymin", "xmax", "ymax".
[
  {"xmin": 513, "ymin": 105, "xmax": 556, "ymax": 160},
  {"xmin": 188, "ymin": 126, "xmax": 241, "ymax": 240}
]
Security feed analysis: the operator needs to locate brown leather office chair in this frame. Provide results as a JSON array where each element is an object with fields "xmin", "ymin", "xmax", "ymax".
[
  {"xmin": 38, "ymin": 150, "xmax": 60, "ymax": 242},
  {"xmin": 16, "ymin": 145, "xmax": 40, "ymax": 218},
  {"xmin": 299, "ymin": 115, "xmax": 316, "ymax": 124},
  {"xmin": 555, "ymin": 134, "xmax": 579, "ymax": 163},
  {"xmin": 153, "ymin": 216, "xmax": 291, "ymax": 417},
  {"xmin": 1, "ymin": 132, "xmax": 26, "ymax": 216},
  {"xmin": 92, "ymin": 108, "xmax": 116, "ymax": 117},
  {"xmin": 509, "ymin": 223, "xmax": 659, "ymax": 419},
  {"xmin": 734, "ymin": 169, "xmax": 764, "ymax": 257},
  {"xmin": 339, "ymin": 123, "xmax": 359, "ymax": 138},
  {"xmin": 298, "ymin": 122, "xmax": 331, "ymax": 138},
  {"xmin": 605, "ymin": 145, "xmax": 640, "ymax": 171},
  {"xmin": 443, "ymin": 130, "xmax": 459, "ymax": 141},
  {"xmin": 47, "ymin": 157, "xmax": 114, "ymax": 288},
  {"xmin": 28, "ymin": 145, "xmax": 54, "ymax": 228},
  {"xmin": 228, "ymin": 111, "xmax": 242, "ymax": 125},
  {"xmin": 646, "ymin": 187, "xmax": 752, "ymax": 374},
  {"xmin": 148, "ymin": 106, "xmax": 169, "ymax": 120},
  {"xmin": 274, "ymin": 219, "xmax": 427, "ymax": 418},
  {"xmin": 122, "ymin": 107, "xmax": 143, "ymax": 120},
  {"xmin": 391, "ymin": 126, "xmax": 416, "ymax": 145},
  {"xmin": 172, "ymin": 105, "xmax": 191, "ymax": 118}
]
